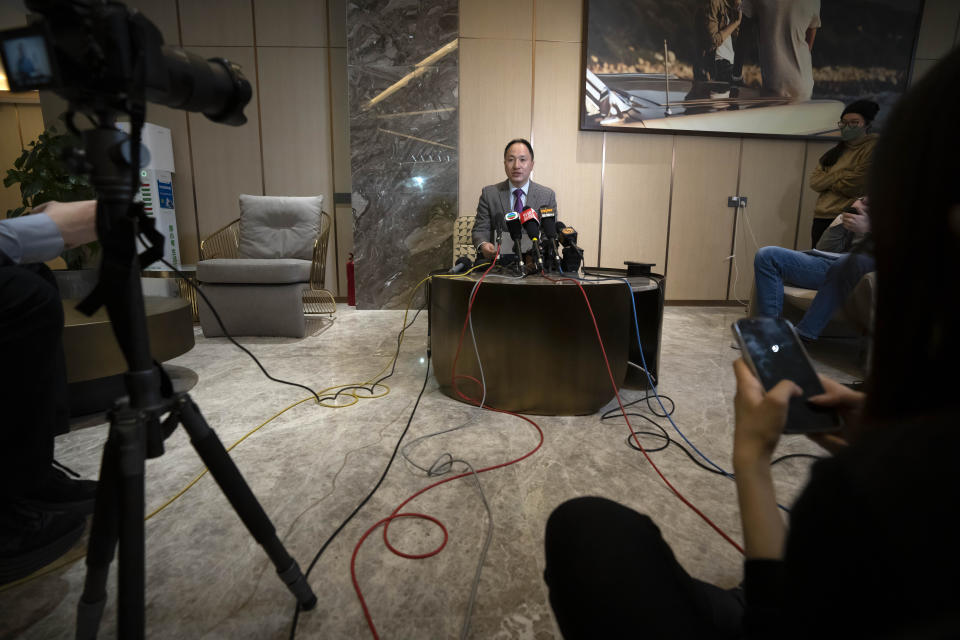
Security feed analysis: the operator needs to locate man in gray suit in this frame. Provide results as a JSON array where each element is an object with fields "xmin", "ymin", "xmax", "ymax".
[{"xmin": 472, "ymin": 139, "xmax": 559, "ymax": 261}]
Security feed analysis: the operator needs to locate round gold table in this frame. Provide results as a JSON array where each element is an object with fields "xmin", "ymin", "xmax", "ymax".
[
  {"xmin": 430, "ymin": 274, "xmax": 654, "ymax": 415},
  {"xmin": 63, "ymin": 296, "xmax": 195, "ymax": 415}
]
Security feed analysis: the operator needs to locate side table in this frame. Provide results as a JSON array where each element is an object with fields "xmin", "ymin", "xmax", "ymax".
[{"xmin": 142, "ymin": 264, "xmax": 198, "ymax": 321}]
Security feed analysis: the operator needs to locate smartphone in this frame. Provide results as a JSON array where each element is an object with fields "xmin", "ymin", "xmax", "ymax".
[{"xmin": 732, "ymin": 317, "xmax": 840, "ymax": 434}]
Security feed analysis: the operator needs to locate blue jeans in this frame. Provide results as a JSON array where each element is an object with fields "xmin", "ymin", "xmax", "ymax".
[{"xmin": 753, "ymin": 247, "xmax": 875, "ymax": 340}]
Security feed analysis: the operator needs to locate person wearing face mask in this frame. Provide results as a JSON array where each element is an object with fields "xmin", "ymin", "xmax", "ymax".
[
  {"xmin": 807, "ymin": 99, "xmax": 879, "ymax": 247},
  {"xmin": 472, "ymin": 139, "xmax": 558, "ymax": 262}
]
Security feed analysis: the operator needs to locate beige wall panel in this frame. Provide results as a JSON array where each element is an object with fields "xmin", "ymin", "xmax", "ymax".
[
  {"xmin": 335, "ymin": 204, "xmax": 352, "ymax": 294},
  {"xmin": 329, "ymin": 47, "xmax": 351, "ymax": 193},
  {"xmin": 915, "ymin": 0, "xmax": 960, "ymax": 60},
  {"xmin": 534, "ymin": 0, "xmax": 582, "ymax": 42},
  {"xmin": 531, "ymin": 41, "xmax": 600, "ymax": 261},
  {"xmin": 186, "ymin": 47, "xmax": 262, "ymax": 242},
  {"xmin": 0, "ymin": 4, "xmax": 26, "ymax": 29},
  {"xmin": 179, "ymin": 0, "xmax": 253, "ymax": 46},
  {"xmin": 0, "ymin": 105, "xmax": 22, "ymax": 216},
  {"xmin": 254, "ymin": 0, "xmax": 327, "ymax": 47},
  {"xmin": 145, "ymin": 104, "xmax": 200, "ymax": 265},
  {"xmin": 460, "ymin": 0, "xmax": 532, "ymax": 40},
  {"xmin": 795, "ymin": 140, "xmax": 835, "ymax": 250},
  {"xmin": 459, "ymin": 38, "xmax": 533, "ymax": 216},
  {"xmin": 729, "ymin": 138, "xmax": 806, "ymax": 301},
  {"xmin": 910, "ymin": 57, "xmax": 938, "ymax": 86},
  {"xmin": 128, "ymin": 0, "xmax": 181, "ymax": 45},
  {"xmin": 600, "ymin": 132, "xmax": 672, "ymax": 272},
  {"xmin": 17, "ymin": 104, "xmax": 45, "ymax": 147},
  {"xmin": 258, "ymin": 47, "xmax": 337, "ymax": 293},
  {"xmin": 665, "ymin": 135, "xmax": 740, "ymax": 300},
  {"xmin": 257, "ymin": 48, "xmax": 332, "ymax": 198},
  {"xmin": 328, "ymin": 0, "xmax": 347, "ymax": 48}
]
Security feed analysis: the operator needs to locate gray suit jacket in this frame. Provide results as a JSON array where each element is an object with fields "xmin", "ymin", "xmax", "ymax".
[{"xmin": 472, "ymin": 180, "xmax": 558, "ymax": 255}]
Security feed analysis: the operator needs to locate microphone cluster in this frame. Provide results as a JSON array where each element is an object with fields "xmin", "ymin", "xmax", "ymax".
[{"xmin": 485, "ymin": 206, "xmax": 585, "ymax": 275}]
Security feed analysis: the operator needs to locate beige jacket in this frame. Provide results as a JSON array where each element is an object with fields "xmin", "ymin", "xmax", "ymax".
[{"xmin": 808, "ymin": 133, "xmax": 878, "ymax": 219}]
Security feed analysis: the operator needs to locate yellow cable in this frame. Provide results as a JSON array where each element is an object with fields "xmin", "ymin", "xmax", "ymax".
[{"xmin": 0, "ymin": 270, "xmax": 485, "ymax": 592}]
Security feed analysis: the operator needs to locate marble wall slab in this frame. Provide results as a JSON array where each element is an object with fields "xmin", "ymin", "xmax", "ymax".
[{"xmin": 348, "ymin": 0, "xmax": 459, "ymax": 309}]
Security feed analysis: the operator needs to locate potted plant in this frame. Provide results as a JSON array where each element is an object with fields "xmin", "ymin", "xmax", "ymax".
[{"xmin": 4, "ymin": 124, "xmax": 99, "ymax": 297}]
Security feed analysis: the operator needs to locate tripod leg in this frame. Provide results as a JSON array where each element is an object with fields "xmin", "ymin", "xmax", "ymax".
[
  {"xmin": 176, "ymin": 395, "xmax": 317, "ymax": 610},
  {"xmin": 76, "ymin": 426, "xmax": 122, "ymax": 639}
]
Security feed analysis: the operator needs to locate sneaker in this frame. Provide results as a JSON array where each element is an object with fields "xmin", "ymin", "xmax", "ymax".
[
  {"xmin": 21, "ymin": 461, "xmax": 97, "ymax": 515},
  {"xmin": 0, "ymin": 502, "xmax": 86, "ymax": 586}
]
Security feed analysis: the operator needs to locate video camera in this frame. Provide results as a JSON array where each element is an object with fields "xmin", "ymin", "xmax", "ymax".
[{"xmin": 0, "ymin": 0, "xmax": 251, "ymax": 125}]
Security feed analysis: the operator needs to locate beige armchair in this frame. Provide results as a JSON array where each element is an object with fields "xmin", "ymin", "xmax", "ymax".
[{"xmin": 197, "ymin": 195, "xmax": 335, "ymax": 338}]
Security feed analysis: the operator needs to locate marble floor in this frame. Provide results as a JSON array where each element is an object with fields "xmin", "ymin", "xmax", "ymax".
[{"xmin": 0, "ymin": 304, "xmax": 863, "ymax": 639}]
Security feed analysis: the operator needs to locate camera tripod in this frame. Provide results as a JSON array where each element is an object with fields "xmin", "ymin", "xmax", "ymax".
[{"xmin": 72, "ymin": 114, "xmax": 316, "ymax": 639}]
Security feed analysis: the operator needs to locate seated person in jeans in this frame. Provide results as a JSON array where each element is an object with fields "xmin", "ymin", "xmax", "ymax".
[{"xmin": 752, "ymin": 197, "xmax": 873, "ymax": 341}]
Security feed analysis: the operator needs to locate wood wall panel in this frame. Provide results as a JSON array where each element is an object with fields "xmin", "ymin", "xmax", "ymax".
[
  {"xmin": 258, "ymin": 48, "xmax": 332, "ymax": 198},
  {"xmin": 534, "ymin": 0, "xmax": 582, "ymax": 42},
  {"xmin": 254, "ymin": 0, "xmax": 327, "ymax": 47},
  {"xmin": 0, "ymin": 105, "xmax": 22, "ymax": 216},
  {"xmin": 185, "ymin": 47, "xmax": 262, "ymax": 243},
  {"xmin": 179, "ymin": 0, "xmax": 253, "ymax": 47},
  {"xmin": 600, "ymin": 133, "xmax": 672, "ymax": 272},
  {"xmin": 258, "ymin": 47, "xmax": 337, "ymax": 292},
  {"xmin": 532, "ymin": 41, "xmax": 601, "ymax": 261},
  {"xmin": 460, "ymin": 0, "xmax": 532, "ymax": 40},
  {"xmin": 795, "ymin": 140, "xmax": 835, "ymax": 250},
  {"xmin": 915, "ymin": 0, "xmax": 960, "ymax": 60},
  {"xmin": 127, "ymin": 0, "xmax": 180, "ymax": 45},
  {"xmin": 665, "ymin": 136, "xmax": 740, "ymax": 300},
  {"xmin": 459, "ymin": 38, "xmax": 533, "ymax": 217},
  {"xmin": 729, "ymin": 139, "xmax": 806, "ymax": 301},
  {"xmin": 328, "ymin": 0, "xmax": 347, "ymax": 48},
  {"xmin": 329, "ymin": 47, "xmax": 351, "ymax": 194},
  {"xmin": 17, "ymin": 104, "xmax": 44, "ymax": 148}
]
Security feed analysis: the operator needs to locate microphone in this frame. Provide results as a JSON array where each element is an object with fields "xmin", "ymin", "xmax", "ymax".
[
  {"xmin": 539, "ymin": 207, "xmax": 561, "ymax": 271},
  {"xmin": 504, "ymin": 211, "xmax": 523, "ymax": 268},
  {"xmin": 520, "ymin": 208, "xmax": 544, "ymax": 272},
  {"xmin": 493, "ymin": 211, "xmax": 505, "ymax": 251},
  {"xmin": 556, "ymin": 221, "xmax": 584, "ymax": 273},
  {"xmin": 449, "ymin": 255, "xmax": 472, "ymax": 274}
]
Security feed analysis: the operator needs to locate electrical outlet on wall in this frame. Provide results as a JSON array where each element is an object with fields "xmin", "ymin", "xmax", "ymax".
[{"xmin": 727, "ymin": 196, "xmax": 748, "ymax": 208}]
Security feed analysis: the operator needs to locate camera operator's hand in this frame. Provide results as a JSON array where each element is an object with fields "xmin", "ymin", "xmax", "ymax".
[
  {"xmin": 732, "ymin": 358, "xmax": 802, "ymax": 468},
  {"xmin": 33, "ymin": 200, "xmax": 97, "ymax": 249},
  {"xmin": 806, "ymin": 375, "xmax": 867, "ymax": 454}
]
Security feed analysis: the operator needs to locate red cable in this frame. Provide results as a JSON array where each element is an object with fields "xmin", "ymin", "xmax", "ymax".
[
  {"xmin": 351, "ymin": 250, "xmax": 546, "ymax": 638},
  {"xmin": 541, "ymin": 274, "xmax": 744, "ymax": 554}
]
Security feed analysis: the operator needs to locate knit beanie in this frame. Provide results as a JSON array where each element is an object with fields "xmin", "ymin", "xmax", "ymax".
[{"xmin": 842, "ymin": 99, "xmax": 880, "ymax": 123}]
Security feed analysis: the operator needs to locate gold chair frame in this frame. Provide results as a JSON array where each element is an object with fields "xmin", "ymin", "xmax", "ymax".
[{"xmin": 200, "ymin": 211, "xmax": 336, "ymax": 316}]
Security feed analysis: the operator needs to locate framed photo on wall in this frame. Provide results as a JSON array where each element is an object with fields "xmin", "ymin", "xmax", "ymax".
[{"xmin": 580, "ymin": 0, "xmax": 926, "ymax": 139}]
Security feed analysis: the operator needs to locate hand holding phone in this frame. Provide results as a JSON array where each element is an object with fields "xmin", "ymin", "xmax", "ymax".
[{"xmin": 732, "ymin": 318, "xmax": 840, "ymax": 434}]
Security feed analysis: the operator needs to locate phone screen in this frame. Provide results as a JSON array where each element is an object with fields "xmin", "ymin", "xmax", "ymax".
[{"xmin": 733, "ymin": 318, "xmax": 839, "ymax": 433}]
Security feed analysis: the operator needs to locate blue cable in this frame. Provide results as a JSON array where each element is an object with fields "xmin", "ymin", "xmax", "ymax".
[{"xmin": 560, "ymin": 268, "xmax": 793, "ymax": 512}]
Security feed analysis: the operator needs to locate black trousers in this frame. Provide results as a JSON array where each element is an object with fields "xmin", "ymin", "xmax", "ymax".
[
  {"xmin": 0, "ymin": 263, "xmax": 69, "ymax": 502},
  {"xmin": 811, "ymin": 218, "xmax": 833, "ymax": 249},
  {"xmin": 544, "ymin": 496, "xmax": 745, "ymax": 639}
]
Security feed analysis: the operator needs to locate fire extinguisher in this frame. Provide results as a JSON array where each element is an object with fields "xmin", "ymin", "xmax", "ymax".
[{"xmin": 346, "ymin": 253, "xmax": 356, "ymax": 306}]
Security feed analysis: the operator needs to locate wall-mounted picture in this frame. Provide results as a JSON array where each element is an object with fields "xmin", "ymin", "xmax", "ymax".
[{"xmin": 581, "ymin": 0, "xmax": 925, "ymax": 139}]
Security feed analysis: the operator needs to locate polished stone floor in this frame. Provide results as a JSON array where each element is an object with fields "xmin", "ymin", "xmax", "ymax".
[{"xmin": 0, "ymin": 304, "xmax": 862, "ymax": 639}]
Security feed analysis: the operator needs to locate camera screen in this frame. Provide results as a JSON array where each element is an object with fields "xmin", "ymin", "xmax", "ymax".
[{"xmin": 1, "ymin": 33, "xmax": 54, "ymax": 91}]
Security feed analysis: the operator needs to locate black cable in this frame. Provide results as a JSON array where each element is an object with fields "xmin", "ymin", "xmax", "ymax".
[
  {"xmin": 146, "ymin": 252, "xmax": 322, "ymax": 401},
  {"xmin": 288, "ymin": 344, "xmax": 433, "ymax": 639},
  {"xmin": 771, "ymin": 452, "xmax": 823, "ymax": 466}
]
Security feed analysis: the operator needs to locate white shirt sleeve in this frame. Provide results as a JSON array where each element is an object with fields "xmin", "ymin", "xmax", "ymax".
[{"xmin": 0, "ymin": 213, "xmax": 65, "ymax": 265}]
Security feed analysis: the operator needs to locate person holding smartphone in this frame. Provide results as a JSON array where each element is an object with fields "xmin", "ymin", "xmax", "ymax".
[{"xmin": 544, "ymin": 47, "xmax": 960, "ymax": 639}]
